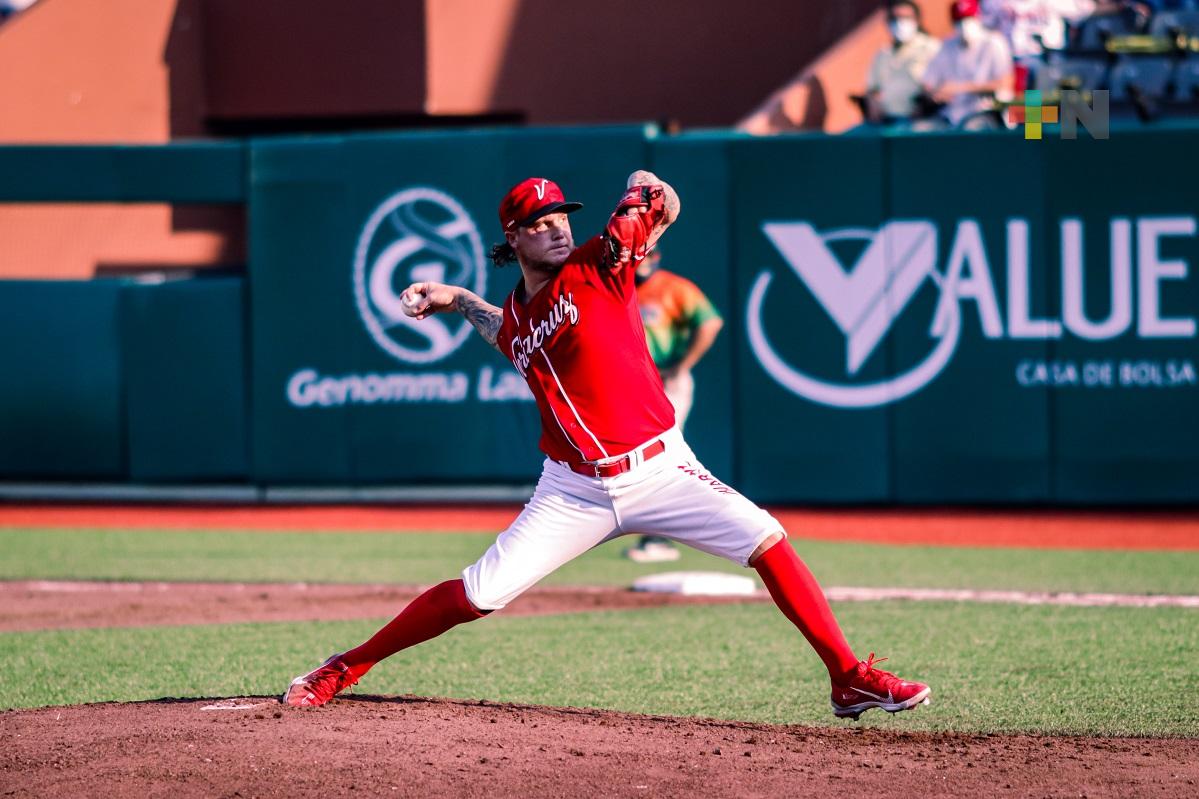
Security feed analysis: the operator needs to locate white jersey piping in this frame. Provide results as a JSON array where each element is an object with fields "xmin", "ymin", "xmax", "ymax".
[
  {"xmin": 508, "ymin": 292, "xmax": 588, "ymax": 460},
  {"xmin": 542, "ymin": 383, "xmax": 588, "ymax": 460},
  {"xmin": 541, "ymin": 350, "xmax": 609, "ymax": 459}
]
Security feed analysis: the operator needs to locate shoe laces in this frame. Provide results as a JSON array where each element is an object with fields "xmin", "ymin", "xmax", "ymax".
[
  {"xmin": 309, "ymin": 660, "xmax": 357, "ymax": 701},
  {"xmin": 855, "ymin": 652, "xmax": 901, "ymax": 690}
]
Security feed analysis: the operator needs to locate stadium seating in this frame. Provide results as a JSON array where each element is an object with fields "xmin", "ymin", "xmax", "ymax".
[
  {"xmin": 1074, "ymin": 12, "xmax": 1146, "ymax": 51},
  {"xmin": 1041, "ymin": 54, "xmax": 1109, "ymax": 91},
  {"xmin": 1109, "ymin": 55, "xmax": 1175, "ymax": 100},
  {"xmin": 1052, "ymin": 7, "xmax": 1199, "ymax": 111},
  {"xmin": 1150, "ymin": 10, "xmax": 1199, "ymax": 37},
  {"xmin": 742, "ymin": 2, "xmax": 1199, "ymax": 133},
  {"xmin": 1171, "ymin": 55, "xmax": 1199, "ymax": 100}
]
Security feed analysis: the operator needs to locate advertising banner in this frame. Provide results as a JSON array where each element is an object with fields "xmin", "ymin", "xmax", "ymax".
[
  {"xmin": 731, "ymin": 129, "xmax": 1196, "ymax": 503},
  {"xmin": 243, "ymin": 125, "xmax": 1198, "ymax": 501},
  {"xmin": 1044, "ymin": 129, "xmax": 1199, "ymax": 501},
  {"xmin": 731, "ymin": 135, "xmax": 892, "ymax": 502},
  {"xmin": 645, "ymin": 136, "xmax": 736, "ymax": 479},
  {"xmin": 249, "ymin": 128, "xmax": 649, "ymax": 483},
  {"xmin": 884, "ymin": 133, "xmax": 1052, "ymax": 502}
]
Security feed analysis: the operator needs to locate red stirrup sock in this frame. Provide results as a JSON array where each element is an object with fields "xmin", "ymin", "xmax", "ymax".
[
  {"xmin": 342, "ymin": 579, "xmax": 485, "ymax": 680},
  {"xmin": 753, "ymin": 537, "xmax": 859, "ymax": 680}
]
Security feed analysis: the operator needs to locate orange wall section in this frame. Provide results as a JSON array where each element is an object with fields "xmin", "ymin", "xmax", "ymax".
[
  {"xmin": 0, "ymin": 0, "xmax": 880, "ymax": 277},
  {"xmin": 0, "ymin": 0, "xmax": 220, "ymax": 278},
  {"xmin": 0, "ymin": 204, "xmax": 244, "ymax": 280},
  {"xmin": 426, "ymin": 0, "xmax": 882, "ymax": 126},
  {"xmin": 739, "ymin": 0, "xmax": 954, "ymax": 134},
  {"xmin": 0, "ymin": 0, "xmax": 890, "ymax": 141},
  {"xmin": 0, "ymin": 0, "xmax": 206, "ymax": 144}
]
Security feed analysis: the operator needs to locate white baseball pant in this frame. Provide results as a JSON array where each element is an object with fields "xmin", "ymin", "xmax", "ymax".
[{"xmin": 462, "ymin": 427, "xmax": 782, "ymax": 611}]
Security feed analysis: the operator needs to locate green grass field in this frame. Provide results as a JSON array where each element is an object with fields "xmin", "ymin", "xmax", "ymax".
[
  {"xmin": 2, "ymin": 527, "xmax": 1198, "ymax": 736},
  {"xmin": 4, "ymin": 528, "xmax": 1199, "ymax": 594}
]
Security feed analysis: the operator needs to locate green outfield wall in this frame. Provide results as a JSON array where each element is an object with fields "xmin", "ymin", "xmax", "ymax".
[
  {"xmin": 247, "ymin": 127, "xmax": 652, "ymax": 483},
  {"xmin": 121, "ymin": 278, "xmax": 249, "ymax": 481},
  {"xmin": 0, "ymin": 277, "xmax": 249, "ymax": 482},
  {"xmin": 0, "ymin": 281, "xmax": 126, "ymax": 478},
  {"xmin": 0, "ymin": 143, "xmax": 245, "ymax": 202},
  {"xmin": 0, "ymin": 127, "xmax": 1196, "ymax": 502}
]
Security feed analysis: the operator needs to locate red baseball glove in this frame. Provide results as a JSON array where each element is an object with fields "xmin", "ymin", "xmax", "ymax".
[{"xmin": 605, "ymin": 184, "xmax": 667, "ymax": 266}]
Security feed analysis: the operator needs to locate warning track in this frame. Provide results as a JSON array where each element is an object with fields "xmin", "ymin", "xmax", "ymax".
[{"xmin": 2, "ymin": 504, "xmax": 1197, "ymax": 550}]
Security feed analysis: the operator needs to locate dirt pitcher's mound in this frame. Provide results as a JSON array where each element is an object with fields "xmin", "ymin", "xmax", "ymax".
[{"xmin": 2, "ymin": 697, "xmax": 1195, "ymax": 798}]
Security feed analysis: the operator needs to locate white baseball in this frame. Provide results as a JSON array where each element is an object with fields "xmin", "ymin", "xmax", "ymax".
[{"xmin": 401, "ymin": 290, "xmax": 425, "ymax": 317}]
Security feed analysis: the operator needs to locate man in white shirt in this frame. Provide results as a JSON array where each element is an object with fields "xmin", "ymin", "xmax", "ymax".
[
  {"xmin": 922, "ymin": 0, "xmax": 1015, "ymax": 127},
  {"xmin": 864, "ymin": 1, "xmax": 943, "ymax": 123},
  {"xmin": 982, "ymin": 0, "xmax": 1118, "ymax": 89},
  {"xmin": 982, "ymin": 0, "xmax": 1098, "ymax": 57}
]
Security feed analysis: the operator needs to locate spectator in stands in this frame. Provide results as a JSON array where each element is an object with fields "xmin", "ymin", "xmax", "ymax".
[
  {"xmin": 1141, "ymin": 1, "xmax": 1196, "ymax": 12},
  {"xmin": 861, "ymin": 1, "xmax": 943, "ymax": 124},
  {"xmin": 921, "ymin": 0, "xmax": 1015, "ymax": 128},
  {"xmin": 980, "ymin": 1, "xmax": 1144, "ymax": 90},
  {"xmin": 0, "ymin": 0, "xmax": 37, "ymax": 22}
]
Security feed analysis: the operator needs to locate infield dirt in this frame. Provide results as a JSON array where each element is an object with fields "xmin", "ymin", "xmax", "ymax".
[
  {"xmin": 4, "ymin": 506, "xmax": 1197, "ymax": 797},
  {"xmin": 3, "ymin": 580, "xmax": 1198, "ymax": 797},
  {"xmin": 0, "ymin": 581, "xmax": 767, "ymax": 632},
  {"xmin": 2, "ymin": 695, "xmax": 1196, "ymax": 798}
]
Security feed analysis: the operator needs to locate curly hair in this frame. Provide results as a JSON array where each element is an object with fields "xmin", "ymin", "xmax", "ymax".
[{"xmin": 490, "ymin": 241, "xmax": 517, "ymax": 267}]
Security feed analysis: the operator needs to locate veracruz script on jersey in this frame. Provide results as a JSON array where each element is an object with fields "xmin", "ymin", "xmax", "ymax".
[{"xmin": 496, "ymin": 235, "xmax": 676, "ymax": 463}]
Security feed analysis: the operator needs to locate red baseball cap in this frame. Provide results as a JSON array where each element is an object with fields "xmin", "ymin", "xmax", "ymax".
[
  {"xmin": 951, "ymin": 0, "xmax": 979, "ymax": 20},
  {"xmin": 498, "ymin": 177, "xmax": 583, "ymax": 231}
]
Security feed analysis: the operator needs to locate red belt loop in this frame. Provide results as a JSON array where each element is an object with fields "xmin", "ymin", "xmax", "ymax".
[{"xmin": 566, "ymin": 437, "xmax": 667, "ymax": 478}]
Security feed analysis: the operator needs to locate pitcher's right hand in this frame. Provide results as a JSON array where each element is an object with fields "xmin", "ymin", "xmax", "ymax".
[{"xmin": 401, "ymin": 282, "xmax": 459, "ymax": 320}]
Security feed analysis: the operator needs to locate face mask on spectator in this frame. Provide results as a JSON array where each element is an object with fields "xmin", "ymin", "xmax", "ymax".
[
  {"xmin": 956, "ymin": 17, "xmax": 983, "ymax": 46},
  {"xmin": 889, "ymin": 18, "xmax": 918, "ymax": 44}
]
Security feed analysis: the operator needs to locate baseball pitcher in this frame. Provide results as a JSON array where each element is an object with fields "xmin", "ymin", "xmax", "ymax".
[{"xmin": 284, "ymin": 171, "xmax": 931, "ymax": 721}]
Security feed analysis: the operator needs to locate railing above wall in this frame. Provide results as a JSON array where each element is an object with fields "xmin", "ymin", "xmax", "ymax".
[{"xmin": 0, "ymin": 142, "xmax": 246, "ymax": 202}]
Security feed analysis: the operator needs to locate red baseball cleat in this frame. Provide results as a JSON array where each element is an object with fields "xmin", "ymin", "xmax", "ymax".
[
  {"xmin": 831, "ymin": 653, "xmax": 931, "ymax": 720},
  {"xmin": 282, "ymin": 654, "xmax": 358, "ymax": 707}
]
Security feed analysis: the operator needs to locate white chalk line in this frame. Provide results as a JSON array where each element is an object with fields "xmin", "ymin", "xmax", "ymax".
[
  {"xmin": 200, "ymin": 699, "xmax": 276, "ymax": 712},
  {"xmin": 823, "ymin": 586, "xmax": 1199, "ymax": 609}
]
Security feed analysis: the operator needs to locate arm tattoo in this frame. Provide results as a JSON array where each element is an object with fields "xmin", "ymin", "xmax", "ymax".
[
  {"xmin": 456, "ymin": 290, "xmax": 504, "ymax": 352},
  {"xmin": 627, "ymin": 169, "xmax": 681, "ymax": 232}
]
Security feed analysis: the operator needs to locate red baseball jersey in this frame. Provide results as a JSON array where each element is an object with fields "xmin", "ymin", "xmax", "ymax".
[{"xmin": 496, "ymin": 235, "xmax": 676, "ymax": 462}]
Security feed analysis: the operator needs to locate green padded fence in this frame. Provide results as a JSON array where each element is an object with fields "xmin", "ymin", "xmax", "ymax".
[
  {"xmin": 121, "ymin": 278, "xmax": 249, "ymax": 481},
  {"xmin": 0, "ymin": 280, "xmax": 126, "ymax": 478},
  {"xmin": 0, "ymin": 143, "xmax": 245, "ymax": 203},
  {"xmin": 1, "ymin": 126, "xmax": 1196, "ymax": 502},
  {"xmin": 247, "ymin": 127, "xmax": 651, "ymax": 484},
  {"xmin": 719, "ymin": 127, "xmax": 1197, "ymax": 503},
  {"xmin": 0, "ymin": 278, "xmax": 250, "ymax": 481}
]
